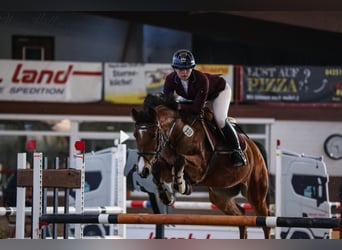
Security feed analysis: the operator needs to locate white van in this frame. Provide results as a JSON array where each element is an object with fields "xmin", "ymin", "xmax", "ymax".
[{"xmin": 276, "ymin": 148, "xmax": 332, "ymax": 239}]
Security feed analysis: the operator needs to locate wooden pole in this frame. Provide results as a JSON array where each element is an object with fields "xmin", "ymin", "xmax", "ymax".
[{"xmin": 40, "ymin": 214, "xmax": 342, "ymax": 229}]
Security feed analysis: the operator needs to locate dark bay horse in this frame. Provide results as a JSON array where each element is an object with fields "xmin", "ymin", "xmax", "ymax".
[{"xmin": 131, "ymin": 94, "xmax": 270, "ymax": 239}]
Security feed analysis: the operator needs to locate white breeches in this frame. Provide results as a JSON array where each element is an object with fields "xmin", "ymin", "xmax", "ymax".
[{"xmin": 207, "ymin": 83, "xmax": 231, "ymax": 128}]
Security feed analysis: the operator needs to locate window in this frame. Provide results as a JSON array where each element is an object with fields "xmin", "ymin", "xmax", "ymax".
[
  {"xmin": 292, "ymin": 175, "xmax": 328, "ymax": 204},
  {"xmin": 12, "ymin": 35, "xmax": 54, "ymax": 60}
]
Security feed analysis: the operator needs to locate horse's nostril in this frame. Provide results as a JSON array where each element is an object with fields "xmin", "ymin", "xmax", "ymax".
[{"xmin": 140, "ymin": 167, "xmax": 150, "ymax": 178}]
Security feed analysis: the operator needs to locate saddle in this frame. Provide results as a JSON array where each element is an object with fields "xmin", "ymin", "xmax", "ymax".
[{"xmin": 199, "ymin": 107, "xmax": 247, "ymax": 152}]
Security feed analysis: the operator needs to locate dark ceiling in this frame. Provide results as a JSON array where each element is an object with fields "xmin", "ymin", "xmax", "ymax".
[
  {"xmin": 94, "ymin": 11, "xmax": 342, "ymax": 47},
  {"xmin": 91, "ymin": 11, "xmax": 342, "ymax": 65}
]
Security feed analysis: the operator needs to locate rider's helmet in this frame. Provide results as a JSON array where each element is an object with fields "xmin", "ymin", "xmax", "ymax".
[{"xmin": 171, "ymin": 49, "xmax": 196, "ymax": 69}]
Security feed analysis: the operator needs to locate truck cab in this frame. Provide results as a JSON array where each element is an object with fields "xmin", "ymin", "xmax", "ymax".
[{"xmin": 278, "ymin": 149, "xmax": 331, "ymax": 239}]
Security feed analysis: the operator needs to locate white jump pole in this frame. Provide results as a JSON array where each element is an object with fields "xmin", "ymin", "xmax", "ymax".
[
  {"xmin": 275, "ymin": 139, "xmax": 282, "ymax": 239},
  {"xmin": 15, "ymin": 153, "xmax": 27, "ymax": 239},
  {"xmin": 32, "ymin": 152, "xmax": 43, "ymax": 239},
  {"xmin": 74, "ymin": 153, "xmax": 85, "ymax": 239}
]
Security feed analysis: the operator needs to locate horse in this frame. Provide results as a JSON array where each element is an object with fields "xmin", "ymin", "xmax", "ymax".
[{"xmin": 131, "ymin": 93, "xmax": 270, "ymax": 239}]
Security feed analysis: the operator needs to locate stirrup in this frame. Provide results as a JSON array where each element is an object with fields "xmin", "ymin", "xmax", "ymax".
[{"xmin": 232, "ymin": 150, "xmax": 247, "ymax": 167}]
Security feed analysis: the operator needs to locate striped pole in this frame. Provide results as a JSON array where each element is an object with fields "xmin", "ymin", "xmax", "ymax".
[
  {"xmin": 4, "ymin": 206, "xmax": 340, "ymax": 219},
  {"xmin": 0, "ymin": 206, "xmax": 123, "ymax": 216},
  {"xmin": 40, "ymin": 214, "xmax": 342, "ymax": 229},
  {"xmin": 329, "ymin": 202, "xmax": 342, "ymax": 209},
  {"xmin": 126, "ymin": 200, "xmax": 252, "ymax": 211},
  {"xmin": 6, "ymin": 199, "xmax": 337, "ymax": 216}
]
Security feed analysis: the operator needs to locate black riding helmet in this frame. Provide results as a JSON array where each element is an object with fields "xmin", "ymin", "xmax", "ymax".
[{"xmin": 171, "ymin": 49, "xmax": 196, "ymax": 69}]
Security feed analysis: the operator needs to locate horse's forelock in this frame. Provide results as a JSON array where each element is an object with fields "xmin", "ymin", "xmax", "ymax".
[{"xmin": 133, "ymin": 109, "xmax": 152, "ymax": 124}]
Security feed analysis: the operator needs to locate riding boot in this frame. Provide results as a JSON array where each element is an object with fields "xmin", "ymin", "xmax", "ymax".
[{"xmin": 221, "ymin": 121, "xmax": 247, "ymax": 167}]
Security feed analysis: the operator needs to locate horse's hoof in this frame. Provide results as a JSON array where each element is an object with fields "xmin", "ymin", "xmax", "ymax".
[
  {"xmin": 159, "ymin": 193, "xmax": 175, "ymax": 206},
  {"xmin": 167, "ymin": 196, "xmax": 175, "ymax": 206}
]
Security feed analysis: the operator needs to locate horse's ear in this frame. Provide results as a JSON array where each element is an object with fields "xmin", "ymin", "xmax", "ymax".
[{"xmin": 131, "ymin": 108, "xmax": 138, "ymax": 121}]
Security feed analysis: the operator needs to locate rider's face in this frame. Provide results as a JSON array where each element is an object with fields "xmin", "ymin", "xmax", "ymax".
[{"xmin": 174, "ymin": 68, "xmax": 192, "ymax": 81}]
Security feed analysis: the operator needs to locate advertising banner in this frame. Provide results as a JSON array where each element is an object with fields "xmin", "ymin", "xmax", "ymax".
[
  {"xmin": 104, "ymin": 63, "xmax": 172, "ymax": 104},
  {"xmin": 242, "ymin": 66, "xmax": 342, "ymax": 103},
  {"xmin": 104, "ymin": 63, "xmax": 234, "ymax": 104},
  {"xmin": 0, "ymin": 60, "xmax": 102, "ymax": 102}
]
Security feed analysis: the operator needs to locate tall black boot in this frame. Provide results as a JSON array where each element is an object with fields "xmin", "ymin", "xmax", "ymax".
[{"xmin": 221, "ymin": 121, "xmax": 247, "ymax": 167}]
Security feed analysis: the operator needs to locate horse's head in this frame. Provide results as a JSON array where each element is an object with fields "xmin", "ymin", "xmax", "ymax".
[
  {"xmin": 131, "ymin": 93, "xmax": 180, "ymax": 178},
  {"xmin": 131, "ymin": 107, "xmax": 161, "ymax": 178}
]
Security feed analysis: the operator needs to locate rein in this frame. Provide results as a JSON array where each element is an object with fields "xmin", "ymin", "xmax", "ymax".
[{"xmin": 165, "ymin": 116, "xmax": 197, "ymax": 145}]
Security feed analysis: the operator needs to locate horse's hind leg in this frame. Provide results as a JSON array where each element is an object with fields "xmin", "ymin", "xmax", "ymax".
[
  {"xmin": 246, "ymin": 168, "xmax": 271, "ymax": 239},
  {"xmin": 248, "ymin": 140, "xmax": 272, "ymax": 238},
  {"xmin": 249, "ymin": 197, "xmax": 270, "ymax": 239},
  {"xmin": 209, "ymin": 187, "xmax": 247, "ymax": 239}
]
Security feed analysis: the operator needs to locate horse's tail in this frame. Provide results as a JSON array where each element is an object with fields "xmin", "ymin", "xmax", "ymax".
[{"xmin": 253, "ymin": 140, "xmax": 273, "ymax": 214}]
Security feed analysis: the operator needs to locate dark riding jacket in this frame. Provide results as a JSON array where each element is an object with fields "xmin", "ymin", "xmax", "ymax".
[{"xmin": 163, "ymin": 69, "xmax": 226, "ymax": 114}]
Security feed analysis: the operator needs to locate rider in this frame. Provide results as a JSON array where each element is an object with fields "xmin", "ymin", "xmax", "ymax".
[{"xmin": 163, "ymin": 49, "xmax": 247, "ymax": 167}]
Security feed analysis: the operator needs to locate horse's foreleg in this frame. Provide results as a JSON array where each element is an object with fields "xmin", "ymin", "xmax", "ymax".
[
  {"xmin": 151, "ymin": 160, "xmax": 175, "ymax": 206},
  {"xmin": 172, "ymin": 155, "xmax": 192, "ymax": 195},
  {"xmin": 153, "ymin": 177, "xmax": 175, "ymax": 206}
]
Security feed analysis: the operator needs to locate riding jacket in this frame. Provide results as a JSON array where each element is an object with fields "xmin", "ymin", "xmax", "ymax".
[{"xmin": 163, "ymin": 69, "xmax": 226, "ymax": 114}]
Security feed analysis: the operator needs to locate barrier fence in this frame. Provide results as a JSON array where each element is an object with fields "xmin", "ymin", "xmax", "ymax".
[{"xmin": 13, "ymin": 145, "xmax": 342, "ymax": 239}]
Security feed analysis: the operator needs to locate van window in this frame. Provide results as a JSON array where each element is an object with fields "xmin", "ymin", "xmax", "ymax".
[{"xmin": 291, "ymin": 175, "xmax": 328, "ymax": 205}]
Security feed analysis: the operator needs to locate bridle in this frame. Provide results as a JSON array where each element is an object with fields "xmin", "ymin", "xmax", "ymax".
[
  {"xmin": 134, "ymin": 110, "xmax": 197, "ymax": 166},
  {"xmin": 135, "ymin": 122, "xmax": 163, "ymax": 166}
]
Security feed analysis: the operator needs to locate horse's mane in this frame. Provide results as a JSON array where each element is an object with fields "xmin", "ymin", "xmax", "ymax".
[{"xmin": 143, "ymin": 93, "xmax": 178, "ymax": 112}]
